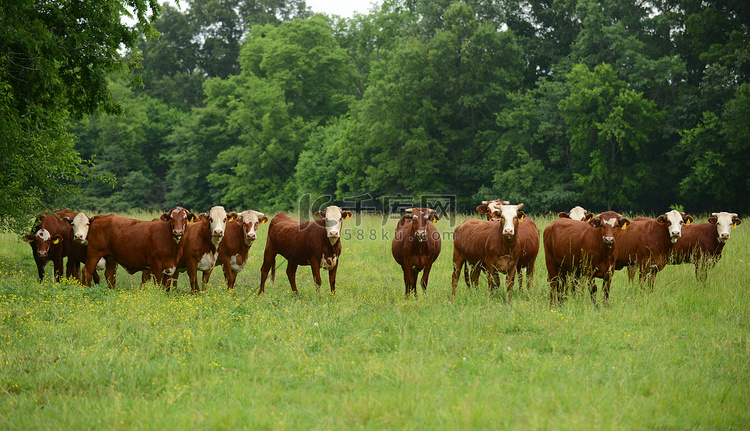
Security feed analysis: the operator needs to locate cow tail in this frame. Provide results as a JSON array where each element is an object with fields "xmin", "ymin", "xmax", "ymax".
[
  {"xmin": 463, "ymin": 261, "xmax": 470, "ymax": 287},
  {"xmin": 270, "ymin": 260, "xmax": 276, "ymax": 282}
]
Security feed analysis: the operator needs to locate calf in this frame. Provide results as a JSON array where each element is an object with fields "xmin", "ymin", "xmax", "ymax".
[
  {"xmin": 81, "ymin": 207, "xmax": 195, "ymax": 287},
  {"xmin": 452, "ymin": 204, "xmax": 525, "ymax": 303},
  {"xmin": 391, "ymin": 208, "xmax": 441, "ymax": 298},
  {"xmin": 258, "ymin": 206, "xmax": 352, "ymax": 295},
  {"xmin": 203, "ymin": 210, "xmax": 267, "ymax": 290},
  {"xmin": 171, "ymin": 206, "xmax": 235, "ymax": 293},
  {"xmin": 476, "ymin": 200, "xmax": 539, "ymax": 290},
  {"xmin": 615, "ymin": 210, "xmax": 693, "ymax": 289},
  {"xmin": 669, "ymin": 212, "xmax": 742, "ymax": 282},
  {"xmin": 544, "ymin": 211, "xmax": 630, "ymax": 306},
  {"xmin": 558, "ymin": 206, "xmax": 594, "ymax": 222},
  {"xmin": 24, "ymin": 209, "xmax": 74, "ymax": 282}
]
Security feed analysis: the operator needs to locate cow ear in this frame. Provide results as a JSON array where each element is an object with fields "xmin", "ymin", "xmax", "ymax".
[
  {"xmin": 684, "ymin": 215, "xmax": 693, "ymax": 225},
  {"xmin": 198, "ymin": 213, "xmax": 209, "ymax": 220},
  {"xmin": 588, "ymin": 217, "xmax": 601, "ymax": 228},
  {"xmin": 708, "ymin": 217, "xmax": 717, "ymax": 224},
  {"xmin": 52, "ymin": 235, "xmax": 63, "ymax": 245},
  {"xmin": 343, "ymin": 211, "xmax": 353, "ymax": 221},
  {"xmin": 160, "ymin": 213, "xmax": 171, "ymax": 222},
  {"xmin": 619, "ymin": 217, "xmax": 630, "ymax": 229},
  {"xmin": 585, "ymin": 213, "xmax": 595, "ymax": 222},
  {"xmin": 187, "ymin": 213, "xmax": 197, "ymax": 223},
  {"xmin": 733, "ymin": 217, "xmax": 742, "ymax": 227},
  {"xmin": 259, "ymin": 216, "xmax": 268, "ymax": 225},
  {"xmin": 429, "ymin": 212, "xmax": 440, "ymax": 223},
  {"xmin": 477, "ymin": 205, "xmax": 490, "ymax": 215},
  {"xmin": 656, "ymin": 215, "xmax": 667, "ymax": 225},
  {"xmin": 227, "ymin": 212, "xmax": 238, "ymax": 222},
  {"xmin": 314, "ymin": 211, "xmax": 325, "ymax": 219},
  {"xmin": 517, "ymin": 211, "xmax": 526, "ymax": 221},
  {"xmin": 24, "ymin": 234, "xmax": 35, "ymax": 243}
]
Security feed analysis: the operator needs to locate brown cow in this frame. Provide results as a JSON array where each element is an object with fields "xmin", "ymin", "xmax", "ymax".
[
  {"xmin": 81, "ymin": 207, "xmax": 196, "ymax": 287},
  {"xmin": 615, "ymin": 210, "xmax": 693, "ymax": 289},
  {"xmin": 202, "ymin": 210, "xmax": 267, "ymax": 290},
  {"xmin": 544, "ymin": 211, "xmax": 630, "ymax": 306},
  {"xmin": 475, "ymin": 200, "xmax": 539, "ymax": 290},
  {"xmin": 452, "ymin": 204, "xmax": 525, "ymax": 303},
  {"xmin": 258, "ymin": 206, "xmax": 353, "ymax": 295},
  {"xmin": 24, "ymin": 209, "xmax": 74, "ymax": 282},
  {"xmin": 171, "ymin": 206, "xmax": 235, "ymax": 293},
  {"xmin": 558, "ymin": 206, "xmax": 594, "ymax": 222},
  {"xmin": 669, "ymin": 211, "xmax": 742, "ymax": 282},
  {"xmin": 391, "ymin": 208, "xmax": 441, "ymax": 298}
]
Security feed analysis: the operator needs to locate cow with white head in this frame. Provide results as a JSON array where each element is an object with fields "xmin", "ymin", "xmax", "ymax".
[
  {"xmin": 670, "ymin": 211, "xmax": 742, "ymax": 282},
  {"xmin": 315, "ymin": 205, "xmax": 353, "ymax": 244}
]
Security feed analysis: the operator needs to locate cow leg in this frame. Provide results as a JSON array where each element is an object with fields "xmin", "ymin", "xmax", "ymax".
[
  {"xmin": 34, "ymin": 257, "xmax": 46, "ymax": 282},
  {"xmin": 82, "ymin": 253, "xmax": 102, "ymax": 286},
  {"xmin": 451, "ymin": 254, "xmax": 465, "ymax": 298},
  {"xmin": 188, "ymin": 262, "xmax": 200, "ymax": 294},
  {"xmin": 310, "ymin": 260, "xmax": 323, "ymax": 293},
  {"xmin": 328, "ymin": 265, "xmax": 338, "ymax": 294},
  {"xmin": 626, "ymin": 266, "xmax": 637, "ymax": 283},
  {"xmin": 589, "ymin": 277, "xmax": 598, "ymax": 307},
  {"xmin": 421, "ymin": 262, "xmax": 434, "ymax": 295},
  {"xmin": 52, "ymin": 252, "xmax": 64, "ymax": 283},
  {"xmin": 104, "ymin": 259, "xmax": 118, "ymax": 288},
  {"xmin": 601, "ymin": 271, "xmax": 613, "ymax": 308},
  {"xmin": 66, "ymin": 257, "xmax": 76, "ymax": 280},
  {"xmin": 505, "ymin": 266, "xmax": 516, "ymax": 304},
  {"xmin": 286, "ymin": 263, "xmax": 299, "ymax": 294},
  {"xmin": 525, "ymin": 261, "xmax": 535, "ymax": 290},
  {"xmin": 141, "ymin": 270, "xmax": 151, "ymax": 285},
  {"xmin": 91, "ymin": 269, "xmax": 100, "ymax": 285},
  {"xmin": 203, "ymin": 267, "xmax": 215, "ymax": 287},
  {"xmin": 515, "ymin": 265, "xmax": 524, "ymax": 291},
  {"xmin": 403, "ymin": 264, "xmax": 416, "ymax": 298},
  {"xmin": 258, "ymin": 252, "xmax": 276, "ymax": 295},
  {"xmin": 470, "ymin": 264, "xmax": 482, "ymax": 288}
]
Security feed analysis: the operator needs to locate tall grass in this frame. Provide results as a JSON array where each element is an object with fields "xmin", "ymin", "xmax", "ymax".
[{"xmin": 1, "ymin": 212, "xmax": 748, "ymax": 429}]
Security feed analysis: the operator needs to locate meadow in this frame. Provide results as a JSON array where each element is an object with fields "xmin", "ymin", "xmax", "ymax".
[{"xmin": 0, "ymin": 211, "xmax": 748, "ymax": 430}]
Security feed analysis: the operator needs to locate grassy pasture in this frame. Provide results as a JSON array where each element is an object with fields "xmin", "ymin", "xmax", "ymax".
[{"xmin": 0, "ymin": 211, "xmax": 748, "ymax": 429}]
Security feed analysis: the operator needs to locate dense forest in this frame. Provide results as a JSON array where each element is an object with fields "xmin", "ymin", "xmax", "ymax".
[{"xmin": 67, "ymin": 0, "xmax": 750, "ymax": 215}]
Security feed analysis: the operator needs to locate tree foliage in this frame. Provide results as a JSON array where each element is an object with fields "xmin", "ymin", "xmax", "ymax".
[{"xmin": 59, "ymin": 0, "xmax": 750, "ymax": 216}]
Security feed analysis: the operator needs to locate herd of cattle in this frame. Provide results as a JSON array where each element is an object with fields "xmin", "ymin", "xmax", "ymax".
[{"xmin": 23, "ymin": 201, "xmax": 742, "ymax": 305}]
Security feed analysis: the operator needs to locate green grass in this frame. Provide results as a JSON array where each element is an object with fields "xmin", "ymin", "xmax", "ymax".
[{"xmin": 1, "ymin": 212, "xmax": 748, "ymax": 429}]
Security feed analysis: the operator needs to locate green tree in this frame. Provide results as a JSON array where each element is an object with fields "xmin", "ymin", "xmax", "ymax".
[
  {"xmin": 559, "ymin": 63, "xmax": 662, "ymax": 210},
  {"xmin": 0, "ymin": 0, "xmax": 160, "ymax": 233}
]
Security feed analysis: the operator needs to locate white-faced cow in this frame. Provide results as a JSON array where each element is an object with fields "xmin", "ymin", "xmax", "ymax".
[
  {"xmin": 669, "ymin": 211, "xmax": 742, "ymax": 282},
  {"xmin": 558, "ymin": 206, "xmax": 594, "ymax": 222},
  {"xmin": 171, "ymin": 206, "xmax": 235, "ymax": 294},
  {"xmin": 615, "ymin": 210, "xmax": 693, "ymax": 289},
  {"xmin": 258, "ymin": 206, "xmax": 352, "ymax": 295},
  {"xmin": 544, "ymin": 211, "xmax": 630, "ymax": 307},
  {"xmin": 475, "ymin": 200, "xmax": 540, "ymax": 290},
  {"xmin": 63, "ymin": 211, "xmax": 107, "ymax": 284},
  {"xmin": 452, "ymin": 204, "xmax": 525, "ymax": 303},
  {"xmin": 203, "ymin": 210, "xmax": 267, "ymax": 290},
  {"xmin": 81, "ymin": 207, "xmax": 196, "ymax": 287},
  {"xmin": 391, "ymin": 208, "xmax": 441, "ymax": 298}
]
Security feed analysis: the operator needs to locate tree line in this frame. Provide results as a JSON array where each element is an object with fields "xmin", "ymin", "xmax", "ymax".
[{"xmin": 3, "ymin": 0, "xmax": 748, "ymax": 234}]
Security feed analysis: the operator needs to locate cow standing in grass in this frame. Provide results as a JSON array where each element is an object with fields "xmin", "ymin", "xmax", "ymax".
[
  {"xmin": 391, "ymin": 208, "xmax": 441, "ymax": 298},
  {"xmin": 558, "ymin": 206, "xmax": 594, "ymax": 222},
  {"xmin": 615, "ymin": 210, "xmax": 693, "ymax": 289},
  {"xmin": 81, "ymin": 207, "xmax": 195, "ymax": 287},
  {"xmin": 669, "ymin": 212, "xmax": 742, "ymax": 282},
  {"xmin": 452, "ymin": 204, "xmax": 525, "ymax": 303},
  {"xmin": 24, "ymin": 209, "xmax": 74, "ymax": 282},
  {"xmin": 258, "ymin": 206, "xmax": 352, "ymax": 295},
  {"xmin": 203, "ymin": 210, "xmax": 267, "ymax": 290},
  {"xmin": 544, "ymin": 211, "xmax": 630, "ymax": 306},
  {"xmin": 476, "ymin": 200, "xmax": 539, "ymax": 290}
]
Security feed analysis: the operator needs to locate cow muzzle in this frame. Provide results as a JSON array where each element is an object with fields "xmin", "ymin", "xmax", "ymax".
[
  {"xmin": 603, "ymin": 236, "xmax": 615, "ymax": 246},
  {"xmin": 719, "ymin": 233, "xmax": 730, "ymax": 243},
  {"xmin": 415, "ymin": 230, "xmax": 427, "ymax": 242},
  {"xmin": 503, "ymin": 228, "xmax": 515, "ymax": 239},
  {"xmin": 328, "ymin": 230, "xmax": 339, "ymax": 238},
  {"xmin": 670, "ymin": 232, "xmax": 681, "ymax": 244},
  {"xmin": 37, "ymin": 249, "xmax": 48, "ymax": 257},
  {"xmin": 213, "ymin": 229, "xmax": 224, "ymax": 238},
  {"xmin": 74, "ymin": 234, "xmax": 87, "ymax": 245}
]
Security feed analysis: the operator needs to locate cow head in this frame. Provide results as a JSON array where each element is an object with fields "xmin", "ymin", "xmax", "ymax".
[
  {"xmin": 559, "ymin": 206, "xmax": 594, "ymax": 222},
  {"xmin": 24, "ymin": 229, "xmax": 63, "ymax": 258},
  {"xmin": 161, "ymin": 206, "xmax": 197, "ymax": 243},
  {"xmin": 589, "ymin": 211, "xmax": 629, "ymax": 247},
  {"xmin": 708, "ymin": 212, "xmax": 742, "ymax": 243},
  {"xmin": 476, "ymin": 200, "xmax": 509, "ymax": 221},
  {"xmin": 315, "ymin": 206, "xmax": 353, "ymax": 244},
  {"xmin": 237, "ymin": 210, "xmax": 267, "ymax": 245},
  {"xmin": 656, "ymin": 210, "xmax": 693, "ymax": 244},
  {"xmin": 404, "ymin": 208, "xmax": 438, "ymax": 242},
  {"xmin": 65, "ymin": 212, "xmax": 92, "ymax": 245},
  {"xmin": 495, "ymin": 203, "xmax": 524, "ymax": 239}
]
